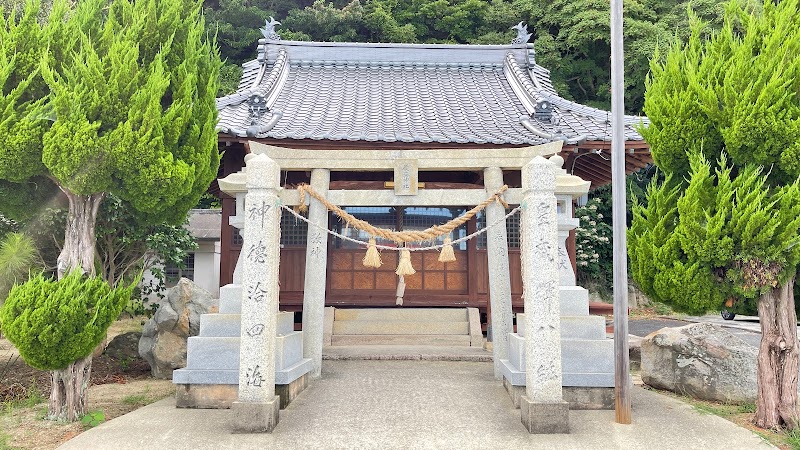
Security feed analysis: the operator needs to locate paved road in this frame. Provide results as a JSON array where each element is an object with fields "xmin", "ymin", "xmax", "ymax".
[{"xmin": 629, "ymin": 314, "xmax": 763, "ymax": 347}]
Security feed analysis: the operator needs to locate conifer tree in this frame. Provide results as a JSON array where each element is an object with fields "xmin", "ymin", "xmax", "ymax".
[
  {"xmin": 631, "ymin": 0, "xmax": 800, "ymax": 429},
  {"xmin": 1, "ymin": 272, "xmax": 134, "ymax": 421},
  {"xmin": 0, "ymin": 0, "xmax": 220, "ymax": 420}
]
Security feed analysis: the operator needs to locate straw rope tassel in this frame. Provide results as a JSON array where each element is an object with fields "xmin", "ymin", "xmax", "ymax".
[
  {"xmin": 395, "ymin": 248, "xmax": 416, "ymax": 276},
  {"xmin": 438, "ymin": 236, "xmax": 456, "ymax": 263},
  {"xmin": 362, "ymin": 237, "xmax": 382, "ymax": 268}
]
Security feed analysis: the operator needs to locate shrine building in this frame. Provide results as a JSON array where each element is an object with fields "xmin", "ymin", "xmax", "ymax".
[{"xmin": 212, "ymin": 23, "xmax": 649, "ymax": 322}]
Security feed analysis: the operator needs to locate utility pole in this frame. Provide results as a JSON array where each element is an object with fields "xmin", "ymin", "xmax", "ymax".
[{"xmin": 610, "ymin": 0, "xmax": 632, "ymax": 424}]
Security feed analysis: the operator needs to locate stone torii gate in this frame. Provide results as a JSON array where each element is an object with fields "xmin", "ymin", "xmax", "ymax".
[{"xmin": 219, "ymin": 142, "xmax": 590, "ymax": 433}]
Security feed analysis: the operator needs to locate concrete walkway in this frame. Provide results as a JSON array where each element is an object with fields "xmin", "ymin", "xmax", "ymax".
[{"xmin": 60, "ymin": 360, "xmax": 773, "ymax": 450}]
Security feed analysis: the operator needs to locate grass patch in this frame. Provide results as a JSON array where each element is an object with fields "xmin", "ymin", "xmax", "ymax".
[
  {"xmin": 1, "ymin": 382, "xmax": 46, "ymax": 416},
  {"xmin": 692, "ymin": 402, "xmax": 740, "ymax": 417},
  {"xmin": 122, "ymin": 394, "xmax": 148, "ymax": 406},
  {"xmin": 642, "ymin": 385, "xmax": 793, "ymax": 449},
  {"xmin": 786, "ymin": 429, "xmax": 800, "ymax": 450},
  {"xmin": 0, "ymin": 430, "xmax": 18, "ymax": 450}
]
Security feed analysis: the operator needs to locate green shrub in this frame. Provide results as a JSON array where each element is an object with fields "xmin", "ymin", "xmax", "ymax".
[
  {"xmin": 0, "ymin": 271, "xmax": 132, "ymax": 370},
  {"xmin": 0, "ymin": 232, "xmax": 43, "ymax": 305}
]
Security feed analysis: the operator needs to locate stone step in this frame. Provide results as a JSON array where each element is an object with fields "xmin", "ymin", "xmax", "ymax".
[
  {"xmin": 334, "ymin": 308, "xmax": 468, "ymax": 322},
  {"xmin": 173, "ymin": 368, "xmax": 238, "ymax": 385},
  {"xmin": 276, "ymin": 311, "xmax": 295, "ymax": 336},
  {"xmin": 499, "ymin": 360, "xmax": 615, "ymax": 388},
  {"xmin": 185, "ymin": 331, "xmax": 305, "ymax": 372},
  {"xmin": 198, "ymin": 311, "xmax": 294, "ymax": 337},
  {"xmin": 172, "ymin": 358, "xmax": 313, "ymax": 386},
  {"xmin": 276, "ymin": 358, "xmax": 313, "ymax": 385},
  {"xmin": 275, "ymin": 331, "xmax": 304, "ymax": 370},
  {"xmin": 333, "ymin": 321, "xmax": 469, "ymax": 336},
  {"xmin": 516, "ymin": 315, "xmax": 606, "ymax": 340},
  {"xmin": 500, "ymin": 342, "xmax": 614, "ymax": 387},
  {"xmin": 508, "ymin": 334, "xmax": 614, "ymax": 376},
  {"xmin": 186, "ymin": 336, "xmax": 240, "ymax": 371},
  {"xmin": 560, "ymin": 286, "xmax": 589, "ymax": 316},
  {"xmin": 561, "ymin": 339, "xmax": 614, "ymax": 375},
  {"xmin": 199, "ymin": 314, "xmax": 241, "ymax": 337},
  {"xmin": 331, "ymin": 334, "xmax": 472, "ymax": 346},
  {"xmin": 562, "ymin": 372, "xmax": 614, "ymax": 388},
  {"xmin": 561, "ymin": 316, "xmax": 607, "ymax": 340},
  {"xmin": 219, "ymin": 284, "xmax": 242, "ymax": 314}
]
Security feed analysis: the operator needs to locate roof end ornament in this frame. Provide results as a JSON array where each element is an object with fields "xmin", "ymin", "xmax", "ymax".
[
  {"xmin": 511, "ymin": 22, "xmax": 532, "ymax": 46},
  {"xmin": 261, "ymin": 17, "xmax": 282, "ymax": 41},
  {"xmin": 533, "ymin": 100, "xmax": 553, "ymax": 122}
]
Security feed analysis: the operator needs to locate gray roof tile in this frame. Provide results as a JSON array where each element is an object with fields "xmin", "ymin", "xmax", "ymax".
[{"xmin": 217, "ymin": 40, "xmax": 646, "ymax": 145}]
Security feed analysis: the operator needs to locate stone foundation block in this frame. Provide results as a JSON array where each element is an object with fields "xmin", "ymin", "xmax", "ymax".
[
  {"xmin": 520, "ymin": 396, "xmax": 570, "ymax": 434},
  {"xmin": 231, "ymin": 396, "xmax": 280, "ymax": 433},
  {"xmin": 176, "ymin": 378, "xmax": 308, "ymax": 410},
  {"xmin": 277, "ymin": 373, "xmax": 308, "ymax": 408},
  {"xmin": 503, "ymin": 378, "xmax": 525, "ymax": 408},
  {"xmin": 564, "ymin": 387, "xmax": 614, "ymax": 410},
  {"xmin": 176, "ymin": 384, "xmax": 237, "ymax": 409},
  {"xmin": 503, "ymin": 379, "xmax": 613, "ymax": 410}
]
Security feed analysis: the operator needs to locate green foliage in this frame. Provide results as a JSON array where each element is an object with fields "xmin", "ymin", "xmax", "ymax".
[
  {"xmin": 0, "ymin": 0, "xmax": 70, "ymax": 183},
  {"xmin": 2, "ymin": 0, "xmax": 221, "ymax": 228},
  {"xmin": 80, "ymin": 410, "xmax": 105, "ymax": 428},
  {"xmin": 195, "ymin": 192, "xmax": 221, "ymax": 209},
  {"xmin": 121, "ymin": 393, "xmax": 148, "ymax": 406},
  {"xmin": 95, "ymin": 194, "xmax": 197, "ymax": 288},
  {"xmin": 786, "ymin": 428, "xmax": 800, "ymax": 450},
  {"xmin": 633, "ymin": 0, "xmax": 800, "ymax": 316},
  {"xmin": 0, "ymin": 232, "xmax": 42, "ymax": 305},
  {"xmin": 218, "ymin": 62, "xmax": 243, "ymax": 96},
  {"xmin": 0, "ymin": 271, "xmax": 134, "ymax": 370},
  {"xmin": 629, "ymin": 153, "xmax": 800, "ymax": 314},
  {"xmin": 642, "ymin": 0, "xmax": 800, "ymax": 183},
  {"xmin": 0, "ymin": 177, "xmax": 59, "ymax": 225},
  {"xmin": 574, "ymin": 197, "xmax": 612, "ymax": 288},
  {"xmin": 22, "ymin": 194, "xmax": 197, "ymax": 314},
  {"xmin": 37, "ymin": 0, "xmax": 221, "ymax": 225}
]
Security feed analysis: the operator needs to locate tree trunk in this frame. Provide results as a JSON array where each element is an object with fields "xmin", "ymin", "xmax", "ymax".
[
  {"xmin": 755, "ymin": 277, "xmax": 799, "ymax": 429},
  {"xmin": 51, "ymin": 189, "xmax": 103, "ymax": 421},
  {"xmin": 56, "ymin": 190, "xmax": 104, "ymax": 279},
  {"xmin": 48, "ymin": 353, "xmax": 92, "ymax": 421}
]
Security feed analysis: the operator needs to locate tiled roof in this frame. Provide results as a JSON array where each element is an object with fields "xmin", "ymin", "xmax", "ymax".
[
  {"xmin": 186, "ymin": 209, "xmax": 221, "ymax": 240},
  {"xmin": 217, "ymin": 40, "xmax": 647, "ymax": 145}
]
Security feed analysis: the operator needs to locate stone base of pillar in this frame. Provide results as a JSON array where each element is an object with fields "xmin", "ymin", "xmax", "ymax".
[
  {"xmin": 503, "ymin": 379, "xmax": 614, "ymax": 410},
  {"xmin": 231, "ymin": 396, "xmax": 280, "ymax": 433},
  {"xmin": 520, "ymin": 396, "xmax": 570, "ymax": 434}
]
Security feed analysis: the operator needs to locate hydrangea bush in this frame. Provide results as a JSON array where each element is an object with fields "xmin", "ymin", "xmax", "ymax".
[{"xmin": 574, "ymin": 197, "xmax": 613, "ymax": 291}]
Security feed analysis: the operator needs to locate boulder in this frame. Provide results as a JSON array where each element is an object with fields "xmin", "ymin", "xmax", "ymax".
[
  {"xmin": 641, "ymin": 322, "xmax": 757, "ymax": 402},
  {"xmin": 104, "ymin": 331, "xmax": 142, "ymax": 361},
  {"xmin": 138, "ymin": 278, "xmax": 218, "ymax": 378}
]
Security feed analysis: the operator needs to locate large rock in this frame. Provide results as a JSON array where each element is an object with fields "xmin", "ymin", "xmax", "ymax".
[
  {"xmin": 641, "ymin": 322, "xmax": 757, "ymax": 402},
  {"xmin": 138, "ymin": 279, "xmax": 218, "ymax": 378},
  {"xmin": 105, "ymin": 331, "xmax": 142, "ymax": 361}
]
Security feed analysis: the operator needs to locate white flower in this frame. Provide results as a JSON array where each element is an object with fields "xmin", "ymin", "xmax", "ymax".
[
  {"xmin": 589, "ymin": 221, "xmax": 596, "ymax": 226},
  {"xmin": 579, "ymin": 261, "xmax": 589, "ymax": 266},
  {"xmin": 597, "ymin": 214, "xmax": 603, "ymax": 219}
]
